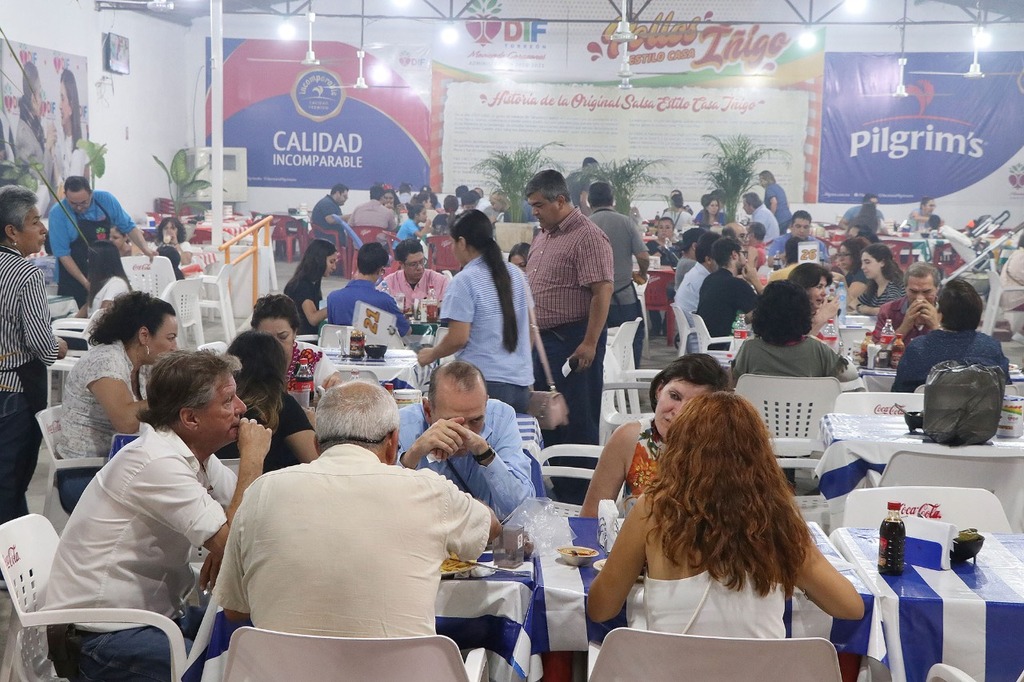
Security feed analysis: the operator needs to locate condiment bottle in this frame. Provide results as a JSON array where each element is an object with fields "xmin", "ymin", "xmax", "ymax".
[
  {"xmin": 859, "ymin": 332, "xmax": 871, "ymax": 367},
  {"xmin": 349, "ymin": 330, "xmax": 365, "ymax": 359},
  {"xmin": 878, "ymin": 501, "xmax": 906, "ymax": 576},
  {"xmin": 890, "ymin": 334, "xmax": 905, "ymax": 368}
]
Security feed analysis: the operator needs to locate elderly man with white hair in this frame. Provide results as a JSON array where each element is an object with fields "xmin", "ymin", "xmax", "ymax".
[{"xmin": 214, "ymin": 380, "xmax": 499, "ymax": 637}]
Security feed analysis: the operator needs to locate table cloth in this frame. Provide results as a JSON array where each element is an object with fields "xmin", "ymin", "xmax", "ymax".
[{"xmin": 833, "ymin": 527, "xmax": 1024, "ymax": 682}]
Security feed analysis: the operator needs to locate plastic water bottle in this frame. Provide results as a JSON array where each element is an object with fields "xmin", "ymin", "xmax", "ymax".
[
  {"xmin": 820, "ymin": 319, "xmax": 840, "ymax": 353},
  {"xmin": 835, "ymin": 280, "xmax": 847, "ymax": 326}
]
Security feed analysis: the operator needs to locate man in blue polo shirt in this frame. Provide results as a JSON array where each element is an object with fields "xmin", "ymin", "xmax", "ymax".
[
  {"xmin": 325, "ymin": 242, "xmax": 410, "ymax": 336},
  {"xmin": 765, "ymin": 210, "xmax": 829, "ymax": 263},
  {"xmin": 48, "ymin": 176, "xmax": 155, "ymax": 307}
]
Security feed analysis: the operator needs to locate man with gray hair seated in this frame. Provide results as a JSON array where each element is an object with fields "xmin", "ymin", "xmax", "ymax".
[
  {"xmin": 214, "ymin": 380, "xmax": 498, "ymax": 637},
  {"xmin": 872, "ymin": 261, "xmax": 941, "ymax": 345}
]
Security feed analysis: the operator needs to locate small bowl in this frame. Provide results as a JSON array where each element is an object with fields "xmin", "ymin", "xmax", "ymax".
[
  {"xmin": 364, "ymin": 344, "xmax": 387, "ymax": 360},
  {"xmin": 904, "ymin": 411, "xmax": 924, "ymax": 432},
  {"xmin": 557, "ymin": 546, "xmax": 599, "ymax": 567},
  {"xmin": 950, "ymin": 533, "xmax": 985, "ymax": 563}
]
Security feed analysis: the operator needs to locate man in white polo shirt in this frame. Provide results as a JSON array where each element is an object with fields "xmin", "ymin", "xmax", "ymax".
[{"xmin": 43, "ymin": 351, "xmax": 271, "ymax": 682}]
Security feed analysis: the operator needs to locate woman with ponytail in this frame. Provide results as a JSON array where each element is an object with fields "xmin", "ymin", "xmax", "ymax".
[{"xmin": 417, "ymin": 209, "xmax": 534, "ymax": 413}]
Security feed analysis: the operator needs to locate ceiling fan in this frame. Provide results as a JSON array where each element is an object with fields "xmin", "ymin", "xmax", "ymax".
[
  {"xmin": 99, "ymin": 0, "xmax": 175, "ymax": 11},
  {"xmin": 910, "ymin": 24, "xmax": 987, "ymax": 79},
  {"xmin": 247, "ymin": 7, "xmax": 347, "ymax": 66}
]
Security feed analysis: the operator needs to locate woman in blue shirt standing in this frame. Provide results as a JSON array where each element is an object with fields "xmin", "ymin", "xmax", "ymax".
[
  {"xmin": 759, "ymin": 170, "xmax": 793, "ymax": 233},
  {"xmin": 416, "ymin": 209, "xmax": 534, "ymax": 413}
]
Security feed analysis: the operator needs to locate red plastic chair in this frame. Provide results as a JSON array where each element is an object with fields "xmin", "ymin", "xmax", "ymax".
[
  {"xmin": 349, "ymin": 225, "xmax": 396, "ymax": 274},
  {"xmin": 310, "ymin": 222, "xmax": 351, "ymax": 278},
  {"xmin": 881, "ymin": 239, "xmax": 915, "ymax": 268},
  {"xmin": 932, "ymin": 241, "xmax": 965, "ymax": 277},
  {"xmin": 426, "ymin": 235, "xmax": 460, "ymax": 273},
  {"xmin": 644, "ymin": 270, "xmax": 676, "ymax": 347}
]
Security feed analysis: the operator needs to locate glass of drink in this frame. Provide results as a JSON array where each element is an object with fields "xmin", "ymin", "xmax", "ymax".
[
  {"xmin": 393, "ymin": 292, "xmax": 406, "ymax": 312},
  {"xmin": 493, "ymin": 524, "xmax": 525, "ymax": 568},
  {"xmin": 426, "ymin": 301, "xmax": 440, "ymax": 323}
]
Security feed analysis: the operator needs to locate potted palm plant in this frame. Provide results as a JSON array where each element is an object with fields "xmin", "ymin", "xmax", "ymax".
[
  {"xmin": 700, "ymin": 134, "xmax": 785, "ymax": 223},
  {"xmin": 474, "ymin": 143, "xmax": 561, "ymax": 249},
  {"xmin": 153, "ymin": 148, "xmax": 212, "ymax": 217},
  {"xmin": 571, "ymin": 157, "xmax": 666, "ymax": 216}
]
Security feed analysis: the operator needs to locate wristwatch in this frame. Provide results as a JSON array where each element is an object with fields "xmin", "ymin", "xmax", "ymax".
[{"xmin": 473, "ymin": 448, "xmax": 496, "ymax": 466}]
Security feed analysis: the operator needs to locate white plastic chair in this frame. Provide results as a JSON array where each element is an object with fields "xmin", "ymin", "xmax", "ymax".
[
  {"xmin": 588, "ymin": 629, "xmax": 841, "ymax": 682},
  {"xmin": 833, "ymin": 392, "xmax": 924, "ymax": 415},
  {"xmin": 734, "ymin": 375, "xmax": 841, "ymax": 466},
  {"xmin": 536, "ymin": 444, "xmax": 604, "ymax": 515},
  {"xmin": 983, "ymin": 268, "xmax": 1024, "ymax": 336},
  {"xmin": 318, "ymin": 324, "xmax": 352, "ymax": 349},
  {"xmin": 599, "ymin": 381, "xmax": 654, "ymax": 446},
  {"xmin": 927, "ymin": 663, "xmax": 981, "ymax": 682},
  {"xmin": 670, "ymin": 303, "xmax": 692, "ymax": 357},
  {"xmin": 842, "ymin": 486, "xmax": 1012, "ymax": 532},
  {"xmin": 35, "ymin": 406, "xmax": 106, "ymax": 532},
  {"xmin": 0, "ymin": 514, "xmax": 192, "ymax": 682},
  {"xmin": 199, "ymin": 262, "xmax": 236, "ymax": 341},
  {"xmin": 691, "ymin": 313, "xmax": 731, "ymax": 352},
  {"xmin": 604, "ymin": 317, "xmax": 641, "ymax": 381},
  {"xmin": 634, "ymin": 280, "xmax": 649, "ymax": 357},
  {"xmin": 198, "ymin": 341, "xmax": 228, "ymax": 354},
  {"xmin": 160, "ymin": 278, "xmax": 206, "ymax": 349},
  {"xmin": 879, "ymin": 451, "xmax": 1024, "ymax": 531},
  {"xmin": 222, "ymin": 627, "xmax": 486, "ymax": 682},
  {"xmin": 123, "ymin": 255, "xmax": 176, "ymax": 298}
]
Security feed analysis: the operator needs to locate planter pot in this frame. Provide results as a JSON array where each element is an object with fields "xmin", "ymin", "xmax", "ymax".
[{"xmin": 495, "ymin": 222, "xmax": 534, "ymax": 252}]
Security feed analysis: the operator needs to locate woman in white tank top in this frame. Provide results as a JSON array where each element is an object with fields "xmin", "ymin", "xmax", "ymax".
[{"xmin": 587, "ymin": 392, "xmax": 864, "ymax": 635}]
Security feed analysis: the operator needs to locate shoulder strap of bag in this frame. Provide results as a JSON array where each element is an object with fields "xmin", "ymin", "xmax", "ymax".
[{"xmin": 529, "ymin": 308, "xmax": 558, "ymax": 392}]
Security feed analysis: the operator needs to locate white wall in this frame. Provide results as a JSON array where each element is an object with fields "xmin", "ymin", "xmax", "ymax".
[{"xmin": 0, "ymin": 0, "xmax": 190, "ymax": 223}]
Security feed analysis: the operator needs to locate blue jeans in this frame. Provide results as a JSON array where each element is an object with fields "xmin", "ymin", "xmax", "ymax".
[
  {"xmin": 0, "ymin": 392, "xmax": 40, "ymax": 525},
  {"xmin": 56, "ymin": 468, "xmax": 102, "ymax": 514},
  {"xmin": 534, "ymin": 322, "xmax": 607, "ymax": 504},
  {"xmin": 485, "ymin": 381, "xmax": 530, "ymax": 414},
  {"xmin": 606, "ymin": 300, "xmax": 644, "ymax": 369},
  {"xmin": 76, "ymin": 606, "xmax": 205, "ymax": 682}
]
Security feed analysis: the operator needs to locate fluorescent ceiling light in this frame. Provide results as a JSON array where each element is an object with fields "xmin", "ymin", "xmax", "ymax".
[
  {"xmin": 277, "ymin": 20, "xmax": 296, "ymax": 40},
  {"xmin": 973, "ymin": 26, "xmax": 992, "ymax": 49},
  {"xmin": 441, "ymin": 24, "xmax": 459, "ymax": 45},
  {"xmin": 798, "ymin": 30, "xmax": 817, "ymax": 49}
]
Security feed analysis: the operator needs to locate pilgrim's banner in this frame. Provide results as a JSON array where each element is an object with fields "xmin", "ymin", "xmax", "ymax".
[
  {"xmin": 819, "ymin": 52, "xmax": 1024, "ymax": 204},
  {"xmin": 208, "ymin": 38, "xmax": 431, "ymax": 189}
]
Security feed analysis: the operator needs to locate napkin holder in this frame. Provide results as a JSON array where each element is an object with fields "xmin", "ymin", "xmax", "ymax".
[
  {"xmin": 903, "ymin": 516, "xmax": 957, "ymax": 571},
  {"xmin": 598, "ymin": 499, "xmax": 620, "ymax": 553}
]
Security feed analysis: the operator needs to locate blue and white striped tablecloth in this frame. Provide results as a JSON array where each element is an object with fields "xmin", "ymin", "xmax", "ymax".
[{"xmin": 833, "ymin": 527, "xmax": 1024, "ymax": 682}]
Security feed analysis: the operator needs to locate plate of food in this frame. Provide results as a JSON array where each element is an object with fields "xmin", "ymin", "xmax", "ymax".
[
  {"xmin": 593, "ymin": 558, "xmax": 607, "ymax": 572},
  {"xmin": 440, "ymin": 557, "xmax": 475, "ymax": 577},
  {"xmin": 557, "ymin": 545, "xmax": 599, "ymax": 567}
]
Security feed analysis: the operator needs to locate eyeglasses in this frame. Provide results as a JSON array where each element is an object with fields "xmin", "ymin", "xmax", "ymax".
[{"xmin": 403, "ymin": 260, "xmax": 426, "ymax": 269}]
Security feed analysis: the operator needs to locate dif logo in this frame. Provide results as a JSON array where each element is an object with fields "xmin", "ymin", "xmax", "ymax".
[
  {"xmin": 465, "ymin": 0, "xmax": 547, "ymax": 46},
  {"xmin": 292, "ymin": 69, "xmax": 344, "ymax": 123},
  {"xmin": 1010, "ymin": 163, "xmax": 1024, "ymax": 193}
]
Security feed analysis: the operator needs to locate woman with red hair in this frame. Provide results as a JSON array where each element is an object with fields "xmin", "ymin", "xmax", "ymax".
[{"xmin": 587, "ymin": 392, "xmax": 863, "ymax": 635}]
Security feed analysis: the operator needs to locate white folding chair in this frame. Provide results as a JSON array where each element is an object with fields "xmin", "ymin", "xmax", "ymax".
[
  {"xmin": 199, "ymin": 262, "xmax": 236, "ymax": 341},
  {"xmin": 734, "ymin": 375, "xmax": 841, "ymax": 466},
  {"xmin": 983, "ymin": 268, "xmax": 1024, "ymax": 336},
  {"xmin": 0, "ymin": 515, "xmax": 192, "ymax": 682},
  {"xmin": 123, "ymin": 255, "xmax": 176, "ymax": 298},
  {"xmin": 318, "ymin": 324, "xmax": 352, "ymax": 349},
  {"xmin": 588, "ymin": 630, "xmax": 841, "ymax": 682},
  {"xmin": 536, "ymin": 444, "xmax": 604, "ymax": 515},
  {"xmin": 927, "ymin": 663, "xmax": 981, "ymax": 682},
  {"xmin": 691, "ymin": 313, "xmax": 731, "ymax": 352},
  {"xmin": 833, "ymin": 392, "xmax": 924, "ymax": 415},
  {"xmin": 879, "ymin": 450, "xmax": 1024, "ymax": 532},
  {"xmin": 670, "ymin": 303, "xmax": 692, "ymax": 357},
  {"xmin": 198, "ymin": 341, "xmax": 228, "ymax": 354},
  {"xmin": 634, "ymin": 280, "xmax": 649, "ymax": 358},
  {"xmin": 160, "ymin": 278, "xmax": 206, "ymax": 349},
  {"xmin": 604, "ymin": 317, "xmax": 641, "ymax": 380},
  {"xmin": 35, "ymin": 406, "xmax": 106, "ymax": 532},
  {"xmin": 222, "ymin": 627, "xmax": 486, "ymax": 682},
  {"xmin": 599, "ymin": 381, "xmax": 654, "ymax": 446},
  {"xmin": 842, "ymin": 486, "xmax": 1012, "ymax": 532}
]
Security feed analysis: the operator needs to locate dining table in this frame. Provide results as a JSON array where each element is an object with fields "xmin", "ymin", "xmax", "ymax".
[
  {"xmin": 832, "ymin": 527, "xmax": 1024, "ymax": 682},
  {"xmin": 814, "ymin": 413, "xmax": 1024, "ymax": 531},
  {"xmin": 856, "ymin": 366, "xmax": 1024, "ymax": 392},
  {"xmin": 321, "ymin": 346, "xmax": 428, "ymax": 389},
  {"xmin": 183, "ymin": 514, "xmax": 882, "ymax": 682}
]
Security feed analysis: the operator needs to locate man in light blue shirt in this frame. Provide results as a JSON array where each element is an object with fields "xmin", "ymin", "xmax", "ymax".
[
  {"xmin": 398, "ymin": 361, "xmax": 534, "ymax": 519},
  {"xmin": 674, "ymin": 232, "xmax": 720, "ymax": 314},
  {"xmin": 742, "ymin": 192, "xmax": 779, "ymax": 244},
  {"xmin": 765, "ymin": 210, "xmax": 829, "ymax": 262}
]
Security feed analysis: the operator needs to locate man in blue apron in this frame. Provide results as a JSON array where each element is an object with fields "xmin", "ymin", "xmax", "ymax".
[{"xmin": 47, "ymin": 176, "xmax": 155, "ymax": 308}]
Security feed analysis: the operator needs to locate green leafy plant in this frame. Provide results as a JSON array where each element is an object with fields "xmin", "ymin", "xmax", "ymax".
[
  {"xmin": 0, "ymin": 155, "xmax": 41, "ymax": 192},
  {"xmin": 700, "ymin": 134, "xmax": 786, "ymax": 222},
  {"xmin": 573, "ymin": 158, "xmax": 666, "ymax": 215},
  {"xmin": 153, "ymin": 148, "xmax": 211, "ymax": 217},
  {"xmin": 77, "ymin": 139, "xmax": 108, "ymax": 179},
  {"xmin": 474, "ymin": 143, "xmax": 562, "ymax": 223}
]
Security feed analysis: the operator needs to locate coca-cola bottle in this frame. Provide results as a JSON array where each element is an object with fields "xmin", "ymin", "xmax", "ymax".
[
  {"xmin": 820, "ymin": 319, "xmax": 839, "ymax": 352},
  {"xmin": 890, "ymin": 334, "xmax": 905, "ymax": 368},
  {"xmin": 878, "ymin": 501, "xmax": 906, "ymax": 576},
  {"xmin": 879, "ymin": 319, "xmax": 896, "ymax": 346},
  {"xmin": 289, "ymin": 359, "xmax": 315, "ymax": 409},
  {"xmin": 731, "ymin": 312, "xmax": 749, "ymax": 351},
  {"xmin": 859, "ymin": 332, "xmax": 871, "ymax": 367}
]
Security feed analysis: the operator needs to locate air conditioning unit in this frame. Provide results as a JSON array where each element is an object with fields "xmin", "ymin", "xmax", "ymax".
[{"xmin": 185, "ymin": 147, "xmax": 248, "ymax": 202}]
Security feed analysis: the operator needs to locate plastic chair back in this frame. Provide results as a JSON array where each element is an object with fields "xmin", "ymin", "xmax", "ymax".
[
  {"xmin": 881, "ymin": 239, "xmax": 915, "ymax": 268},
  {"xmin": 199, "ymin": 341, "xmax": 229, "ymax": 354},
  {"xmin": 35, "ymin": 406, "xmax": 106, "ymax": 530},
  {"xmin": 931, "ymin": 242, "xmax": 964, "ymax": 277},
  {"xmin": 535, "ymin": 445, "xmax": 605, "ymax": 515},
  {"xmin": 123, "ymin": 255, "xmax": 176, "ymax": 298},
  {"xmin": 222, "ymin": 628, "xmax": 484, "ymax": 682},
  {"xmin": 833, "ymin": 392, "xmax": 924, "ymax": 416},
  {"xmin": 843, "ymin": 486, "xmax": 1012, "ymax": 531},
  {"xmin": 670, "ymin": 303, "xmax": 692, "ymax": 356},
  {"xmin": 426, "ymin": 235, "xmax": 460, "ymax": 272},
  {"xmin": 589, "ymin": 630, "xmax": 841, "ymax": 682},
  {"xmin": 736, "ymin": 375, "xmax": 841, "ymax": 440},
  {"xmin": 605, "ymin": 318, "xmax": 641, "ymax": 379},
  {"xmin": 160, "ymin": 278, "xmax": 206, "ymax": 348},
  {"xmin": 691, "ymin": 313, "xmax": 733, "ymax": 353},
  {"xmin": 319, "ymin": 324, "xmax": 352, "ymax": 349},
  {"xmin": 879, "ymin": 451, "xmax": 1024, "ymax": 531},
  {"xmin": 199, "ymin": 262, "xmax": 236, "ymax": 341},
  {"xmin": 927, "ymin": 663, "xmax": 982, "ymax": 682}
]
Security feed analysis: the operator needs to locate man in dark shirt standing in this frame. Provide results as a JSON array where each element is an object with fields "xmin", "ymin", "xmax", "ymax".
[
  {"xmin": 696, "ymin": 237, "xmax": 762, "ymax": 348},
  {"xmin": 310, "ymin": 183, "xmax": 349, "ymax": 244},
  {"xmin": 525, "ymin": 170, "xmax": 613, "ymax": 447}
]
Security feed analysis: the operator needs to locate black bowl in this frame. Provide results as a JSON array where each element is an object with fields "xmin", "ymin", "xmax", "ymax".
[
  {"xmin": 364, "ymin": 344, "xmax": 388, "ymax": 360},
  {"xmin": 950, "ymin": 535, "xmax": 984, "ymax": 563},
  {"xmin": 904, "ymin": 411, "xmax": 924, "ymax": 432}
]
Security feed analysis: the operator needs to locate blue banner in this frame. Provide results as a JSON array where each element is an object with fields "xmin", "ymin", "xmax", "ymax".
[{"xmin": 819, "ymin": 52, "xmax": 1024, "ymax": 203}]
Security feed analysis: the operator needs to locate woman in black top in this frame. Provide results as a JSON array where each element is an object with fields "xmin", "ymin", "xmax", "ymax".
[
  {"xmin": 283, "ymin": 238, "xmax": 338, "ymax": 336},
  {"xmin": 216, "ymin": 331, "xmax": 318, "ymax": 472}
]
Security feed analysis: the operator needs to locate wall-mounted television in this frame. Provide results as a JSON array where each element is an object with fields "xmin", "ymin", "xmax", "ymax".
[{"xmin": 103, "ymin": 33, "xmax": 130, "ymax": 75}]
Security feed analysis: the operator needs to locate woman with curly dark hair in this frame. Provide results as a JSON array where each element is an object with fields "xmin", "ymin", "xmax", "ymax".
[
  {"xmin": 284, "ymin": 238, "xmax": 338, "ymax": 336},
  {"xmin": 587, "ymin": 392, "xmax": 864, "ymax": 633},
  {"xmin": 732, "ymin": 280, "xmax": 854, "ymax": 381},
  {"xmin": 580, "ymin": 354, "xmax": 729, "ymax": 517},
  {"xmin": 215, "ymin": 331, "xmax": 317, "ymax": 472}
]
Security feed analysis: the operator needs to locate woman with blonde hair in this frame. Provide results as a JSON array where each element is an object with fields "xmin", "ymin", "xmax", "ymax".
[{"xmin": 588, "ymin": 392, "xmax": 864, "ymax": 635}]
